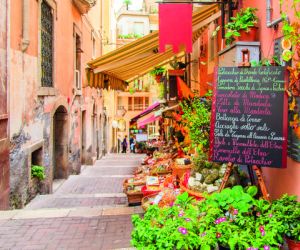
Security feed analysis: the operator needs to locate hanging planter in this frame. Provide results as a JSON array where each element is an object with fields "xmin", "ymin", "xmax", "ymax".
[{"xmin": 150, "ymin": 66, "xmax": 166, "ymax": 83}]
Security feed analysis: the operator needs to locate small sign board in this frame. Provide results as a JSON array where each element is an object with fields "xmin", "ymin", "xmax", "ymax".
[
  {"xmin": 210, "ymin": 67, "xmax": 287, "ymax": 168},
  {"xmin": 136, "ymin": 133, "xmax": 148, "ymax": 142}
]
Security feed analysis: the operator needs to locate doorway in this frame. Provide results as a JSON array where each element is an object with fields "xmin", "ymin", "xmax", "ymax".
[{"xmin": 53, "ymin": 106, "xmax": 68, "ymax": 179}]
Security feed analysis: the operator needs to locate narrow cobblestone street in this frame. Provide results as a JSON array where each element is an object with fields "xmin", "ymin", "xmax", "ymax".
[{"xmin": 0, "ymin": 154, "xmax": 144, "ymax": 250}]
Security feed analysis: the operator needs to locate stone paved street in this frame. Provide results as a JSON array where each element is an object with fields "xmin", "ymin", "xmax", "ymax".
[{"xmin": 0, "ymin": 154, "xmax": 144, "ymax": 250}]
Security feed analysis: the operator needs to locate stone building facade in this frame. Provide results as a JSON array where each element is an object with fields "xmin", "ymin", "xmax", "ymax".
[
  {"xmin": 8, "ymin": 0, "xmax": 105, "ymax": 208},
  {"xmin": 0, "ymin": 0, "xmax": 10, "ymax": 210}
]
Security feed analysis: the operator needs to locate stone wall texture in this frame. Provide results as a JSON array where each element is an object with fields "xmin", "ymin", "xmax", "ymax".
[{"xmin": 8, "ymin": 0, "xmax": 104, "ymax": 208}]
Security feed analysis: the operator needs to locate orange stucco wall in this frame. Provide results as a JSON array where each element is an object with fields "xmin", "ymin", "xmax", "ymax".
[
  {"xmin": 9, "ymin": 0, "xmax": 103, "ymax": 207},
  {"xmin": 242, "ymin": 0, "xmax": 300, "ymax": 200},
  {"xmin": 208, "ymin": 0, "xmax": 300, "ymax": 200}
]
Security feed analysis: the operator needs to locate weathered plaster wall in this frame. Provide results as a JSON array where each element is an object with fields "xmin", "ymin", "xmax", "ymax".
[
  {"xmin": 9, "ymin": 0, "xmax": 103, "ymax": 208},
  {"xmin": 0, "ymin": 0, "xmax": 10, "ymax": 209}
]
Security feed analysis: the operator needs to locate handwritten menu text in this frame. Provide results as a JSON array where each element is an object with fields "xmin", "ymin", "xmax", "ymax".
[{"xmin": 210, "ymin": 67, "xmax": 287, "ymax": 168}]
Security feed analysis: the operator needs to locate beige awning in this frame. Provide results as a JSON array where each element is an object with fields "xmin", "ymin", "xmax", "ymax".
[{"xmin": 87, "ymin": 4, "xmax": 221, "ymax": 89}]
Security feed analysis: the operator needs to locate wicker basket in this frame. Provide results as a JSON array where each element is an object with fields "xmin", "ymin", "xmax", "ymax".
[
  {"xmin": 180, "ymin": 181, "xmax": 205, "ymax": 200},
  {"xmin": 172, "ymin": 163, "xmax": 192, "ymax": 180},
  {"xmin": 141, "ymin": 193, "xmax": 157, "ymax": 211},
  {"xmin": 126, "ymin": 191, "xmax": 144, "ymax": 205},
  {"xmin": 123, "ymin": 178, "xmax": 146, "ymax": 192}
]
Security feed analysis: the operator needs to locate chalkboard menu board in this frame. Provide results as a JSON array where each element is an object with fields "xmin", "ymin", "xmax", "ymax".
[{"xmin": 210, "ymin": 67, "xmax": 287, "ymax": 168}]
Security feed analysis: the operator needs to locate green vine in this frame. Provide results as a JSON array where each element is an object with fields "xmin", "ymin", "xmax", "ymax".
[
  {"xmin": 280, "ymin": 0, "xmax": 300, "ymax": 139},
  {"xmin": 179, "ymin": 94, "xmax": 211, "ymax": 152}
]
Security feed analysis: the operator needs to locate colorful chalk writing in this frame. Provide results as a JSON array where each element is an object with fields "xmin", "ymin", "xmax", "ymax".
[{"xmin": 210, "ymin": 67, "xmax": 287, "ymax": 168}]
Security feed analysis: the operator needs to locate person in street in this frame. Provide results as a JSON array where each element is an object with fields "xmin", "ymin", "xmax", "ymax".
[
  {"xmin": 130, "ymin": 136, "xmax": 136, "ymax": 153},
  {"xmin": 122, "ymin": 135, "xmax": 128, "ymax": 153},
  {"xmin": 129, "ymin": 136, "xmax": 134, "ymax": 153}
]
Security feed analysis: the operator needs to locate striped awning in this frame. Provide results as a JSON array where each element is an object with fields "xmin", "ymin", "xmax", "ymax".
[{"xmin": 87, "ymin": 4, "xmax": 220, "ymax": 89}]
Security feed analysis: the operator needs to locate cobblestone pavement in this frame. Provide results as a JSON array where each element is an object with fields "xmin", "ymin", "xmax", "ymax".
[{"xmin": 0, "ymin": 154, "xmax": 144, "ymax": 250}]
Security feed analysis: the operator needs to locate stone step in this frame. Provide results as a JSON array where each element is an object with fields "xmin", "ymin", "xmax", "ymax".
[
  {"xmin": 0, "ymin": 206, "xmax": 143, "ymax": 220},
  {"xmin": 25, "ymin": 194, "xmax": 128, "ymax": 210}
]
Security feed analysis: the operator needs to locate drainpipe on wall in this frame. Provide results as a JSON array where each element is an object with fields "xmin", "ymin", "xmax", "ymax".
[
  {"xmin": 21, "ymin": 0, "xmax": 30, "ymax": 52},
  {"xmin": 266, "ymin": 0, "xmax": 285, "ymax": 28}
]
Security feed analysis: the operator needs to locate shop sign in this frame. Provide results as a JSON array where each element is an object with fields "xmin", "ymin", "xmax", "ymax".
[{"xmin": 210, "ymin": 67, "xmax": 287, "ymax": 168}]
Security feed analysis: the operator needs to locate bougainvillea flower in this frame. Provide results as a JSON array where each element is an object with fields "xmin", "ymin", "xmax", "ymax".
[
  {"xmin": 233, "ymin": 209, "xmax": 238, "ymax": 215},
  {"xmin": 256, "ymin": 212, "xmax": 261, "ymax": 216},
  {"xmin": 268, "ymin": 213, "xmax": 273, "ymax": 218},
  {"xmin": 185, "ymin": 218, "xmax": 191, "ymax": 222},
  {"xmin": 178, "ymin": 227, "xmax": 188, "ymax": 235},
  {"xmin": 178, "ymin": 213, "xmax": 184, "ymax": 217},
  {"xmin": 263, "ymin": 246, "xmax": 270, "ymax": 250}
]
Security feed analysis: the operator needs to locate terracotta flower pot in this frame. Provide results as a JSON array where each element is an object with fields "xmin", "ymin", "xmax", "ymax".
[
  {"xmin": 237, "ymin": 27, "xmax": 258, "ymax": 42},
  {"xmin": 286, "ymin": 237, "xmax": 300, "ymax": 250}
]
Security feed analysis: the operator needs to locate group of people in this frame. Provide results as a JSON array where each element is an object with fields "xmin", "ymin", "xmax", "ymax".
[{"xmin": 119, "ymin": 135, "xmax": 136, "ymax": 153}]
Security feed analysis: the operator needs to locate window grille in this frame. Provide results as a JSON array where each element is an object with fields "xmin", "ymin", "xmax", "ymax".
[{"xmin": 41, "ymin": 1, "xmax": 53, "ymax": 87}]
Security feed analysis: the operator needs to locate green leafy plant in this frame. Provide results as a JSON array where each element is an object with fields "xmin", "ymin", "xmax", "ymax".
[
  {"xmin": 225, "ymin": 7, "xmax": 258, "ymax": 45},
  {"xmin": 250, "ymin": 56, "xmax": 283, "ymax": 67},
  {"xmin": 150, "ymin": 66, "xmax": 166, "ymax": 76},
  {"xmin": 118, "ymin": 33, "xmax": 143, "ymax": 39},
  {"xmin": 131, "ymin": 187, "xmax": 298, "ymax": 250},
  {"xmin": 131, "ymin": 192, "xmax": 201, "ymax": 250},
  {"xmin": 280, "ymin": 0, "xmax": 300, "ymax": 62},
  {"xmin": 31, "ymin": 165, "xmax": 46, "ymax": 181},
  {"xmin": 198, "ymin": 186, "xmax": 284, "ymax": 249},
  {"xmin": 270, "ymin": 194, "xmax": 300, "ymax": 241},
  {"xmin": 180, "ymin": 96, "xmax": 211, "ymax": 152}
]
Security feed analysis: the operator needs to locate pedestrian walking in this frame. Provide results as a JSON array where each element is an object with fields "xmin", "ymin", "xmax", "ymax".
[
  {"xmin": 122, "ymin": 135, "xmax": 128, "ymax": 153},
  {"xmin": 130, "ymin": 136, "xmax": 136, "ymax": 153}
]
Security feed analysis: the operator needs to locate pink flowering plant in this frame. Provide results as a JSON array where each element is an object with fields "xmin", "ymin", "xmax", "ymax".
[
  {"xmin": 197, "ymin": 186, "xmax": 284, "ymax": 249},
  {"xmin": 131, "ymin": 192, "xmax": 203, "ymax": 249},
  {"xmin": 131, "ymin": 187, "xmax": 298, "ymax": 249}
]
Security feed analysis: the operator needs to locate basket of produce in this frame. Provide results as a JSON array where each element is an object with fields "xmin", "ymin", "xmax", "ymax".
[
  {"xmin": 123, "ymin": 176, "xmax": 146, "ymax": 191},
  {"xmin": 141, "ymin": 185, "xmax": 162, "ymax": 197},
  {"xmin": 141, "ymin": 188, "xmax": 179, "ymax": 211},
  {"xmin": 125, "ymin": 185, "xmax": 144, "ymax": 205},
  {"xmin": 172, "ymin": 163, "xmax": 192, "ymax": 180},
  {"xmin": 180, "ymin": 181, "xmax": 205, "ymax": 200}
]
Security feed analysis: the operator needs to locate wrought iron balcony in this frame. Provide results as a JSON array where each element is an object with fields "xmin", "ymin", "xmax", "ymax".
[{"xmin": 72, "ymin": 0, "xmax": 96, "ymax": 14}]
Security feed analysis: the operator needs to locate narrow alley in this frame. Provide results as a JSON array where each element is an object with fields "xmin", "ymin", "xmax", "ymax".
[{"xmin": 0, "ymin": 154, "xmax": 143, "ymax": 250}]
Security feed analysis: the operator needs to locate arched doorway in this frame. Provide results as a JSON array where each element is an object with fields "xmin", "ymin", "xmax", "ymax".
[{"xmin": 53, "ymin": 106, "xmax": 68, "ymax": 179}]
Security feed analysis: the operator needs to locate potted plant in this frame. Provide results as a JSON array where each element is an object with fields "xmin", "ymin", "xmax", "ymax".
[
  {"xmin": 270, "ymin": 194, "xmax": 300, "ymax": 249},
  {"xmin": 29, "ymin": 165, "xmax": 46, "ymax": 200},
  {"xmin": 150, "ymin": 66, "xmax": 166, "ymax": 83},
  {"xmin": 225, "ymin": 7, "xmax": 258, "ymax": 46}
]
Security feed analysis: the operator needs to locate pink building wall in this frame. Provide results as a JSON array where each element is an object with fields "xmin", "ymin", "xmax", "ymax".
[
  {"xmin": 242, "ymin": 0, "xmax": 300, "ymax": 200},
  {"xmin": 9, "ymin": 0, "xmax": 103, "ymax": 208}
]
